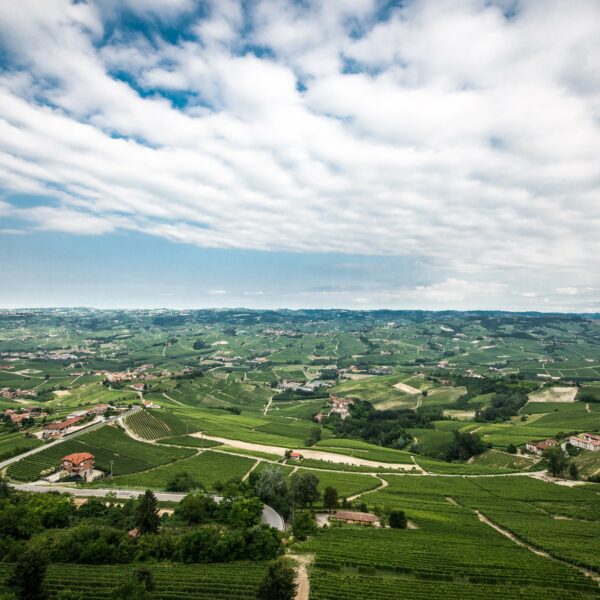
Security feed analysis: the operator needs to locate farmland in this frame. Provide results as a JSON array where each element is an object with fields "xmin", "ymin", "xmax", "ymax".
[{"xmin": 0, "ymin": 308, "xmax": 599, "ymax": 599}]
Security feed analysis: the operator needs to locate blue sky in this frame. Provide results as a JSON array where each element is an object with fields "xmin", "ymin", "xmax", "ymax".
[{"xmin": 0, "ymin": 0, "xmax": 598, "ymax": 311}]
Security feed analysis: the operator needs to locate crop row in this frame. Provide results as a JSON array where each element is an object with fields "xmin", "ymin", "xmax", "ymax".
[
  {"xmin": 308, "ymin": 568, "xmax": 597, "ymax": 600},
  {"xmin": 125, "ymin": 410, "xmax": 197, "ymax": 440},
  {"xmin": 0, "ymin": 562, "xmax": 266, "ymax": 600}
]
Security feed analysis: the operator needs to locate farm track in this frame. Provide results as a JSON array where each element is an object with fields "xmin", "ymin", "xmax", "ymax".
[
  {"xmin": 475, "ymin": 510, "xmax": 600, "ymax": 585},
  {"xmin": 162, "ymin": 392, "xmax": 185, "ymax": 406},
  {"xmin": 289, "ymin": 554, "xmax": 313, "ymax": 600},
  {"xmin": 347, "ymin": 474, "xmax": 388, "ymax": 501},
  {"xmin": 242, "ymin": 460, "xmax": 260, "ymax": 482},
  {"xmin": 191, "ymin": 434, "xmax": 422, "ymax": 471}
]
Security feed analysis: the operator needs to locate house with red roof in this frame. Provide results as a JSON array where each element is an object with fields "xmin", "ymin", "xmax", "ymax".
[{"xmin": 62, "ymin": 452, "xmax": 95, "ymax": 479}]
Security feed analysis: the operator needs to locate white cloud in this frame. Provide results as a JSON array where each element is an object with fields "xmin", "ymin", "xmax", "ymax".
[{"xmin": 0, "ymin": 0, "xmax": 598, "ymax": 309}]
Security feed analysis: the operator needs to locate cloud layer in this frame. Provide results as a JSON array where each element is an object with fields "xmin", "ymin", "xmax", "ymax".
[{"xmin": 0, "ymin": 0, "xmax": 599, "ymax": 310}]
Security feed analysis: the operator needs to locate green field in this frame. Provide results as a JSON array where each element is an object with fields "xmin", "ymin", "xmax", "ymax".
[
  {"xmin": 105, "ymin": 450, "xmax": 255, "ymax": 490},
  {"xmin": 7, "ymin": 425, "xmax": 194, "ymax": 481}
]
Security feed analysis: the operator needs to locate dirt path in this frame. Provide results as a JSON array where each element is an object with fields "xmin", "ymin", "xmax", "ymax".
[
  {"xmin": 476, "ymin": 511, "xmax": 600, "ymax": 584},
  {"xmin": 162, "ymin": 392, "xmax": 185, "ymax": 406},
  {"xmin": 347, "ymin": 474, "xmax": 388, "ymax": 501},
  {"xmin": 119, "ymin": 416, "xmax": 152, "ymax": 443},
  {"xmin": 242, "ymin": 460, "xmax": 260, "ymax": 482},
  {"xmin": 289, "ymin": 554, "xmax": 313, "ymax": 600},
  {"xmin": 192, "ymin": 434, "xmax": 422, "ymax": 471},
  {"xmin": 263, "ymin": 396, "xmax": 273, "ymax": 416}
]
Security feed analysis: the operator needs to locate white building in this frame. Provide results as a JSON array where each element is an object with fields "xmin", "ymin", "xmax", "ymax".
[{"xmin": 569, "ymin": 433, "xmax": 600, "ymax": 452}]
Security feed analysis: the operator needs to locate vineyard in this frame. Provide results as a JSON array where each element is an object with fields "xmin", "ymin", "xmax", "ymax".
[
  {"xmin": 0, "ymin": 562, "xmax": 268, "ymax": 599},
  {"xmin": 7, "ymin": 426, "xmax": 194, "ymax": 481},
  {"xmin": 108, "ymin": 449, "xmax": 255, "ymax": 490},
  {"xmin": 297, "ymin": 472, "xmax": 600, "ymax": 599},
  {"xmin": 308, "ymin": 568, "xmax": 598, "ymax": 600},
  {"xmin": 125, "ymin": 409, "xmax": 197, "ymax": 440}
]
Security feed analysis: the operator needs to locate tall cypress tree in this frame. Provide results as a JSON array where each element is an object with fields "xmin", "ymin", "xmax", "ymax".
[{"xmin": 135, "ymin": 490, "xmax": 160, "ymax": 534}]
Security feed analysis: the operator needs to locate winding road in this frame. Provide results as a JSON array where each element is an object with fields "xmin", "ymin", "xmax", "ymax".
[{"xmin": 9, "ymin": 483, "xmax": 285, "ymax": 531}]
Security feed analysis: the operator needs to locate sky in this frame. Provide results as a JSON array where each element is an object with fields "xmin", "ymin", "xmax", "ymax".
[{"xmin": 0, "ymin": 0, "xmax": 598, "ymax": 312}]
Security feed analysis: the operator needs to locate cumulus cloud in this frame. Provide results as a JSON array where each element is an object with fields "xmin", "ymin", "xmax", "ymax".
[{"xmin": 0, "ymin": 0, "xmax": 598, "ymax": 310}]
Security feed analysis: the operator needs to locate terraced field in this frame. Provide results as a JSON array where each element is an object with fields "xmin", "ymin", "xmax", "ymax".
[{"xmin": 7, "ymin": 425, "xmax": 194, "ymax": 481}]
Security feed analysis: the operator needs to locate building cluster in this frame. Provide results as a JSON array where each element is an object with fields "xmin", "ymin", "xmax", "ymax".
[
  {"xmin": 329, "ymin": 395, "xmax": 355, "ymax": 419},
  {"xmin": 277, "ymin": 379, "xmax": 331, "ymax": 394},
  {"xmin": 41, "ymin": 404, "xmax": 113, "ymax": 439},
  {"xmin": 98, "ymin": 364, "xmax": 165, "ymax": 383},
  {"xmin": 0, "ymin": 351, "xmax": 79, "ymax": 361},
  {"xmin": 263, "ymin": 328, "xmax": 301, "ymax": 337},
  {"xmin": 2, "ymin": 406, "xmax": 47, "ymax": 425},
  {"xmin": 0, "ymin": 387, "xmax": 38, "ymax": 399},
  {"xmin": 525, "ymin": 433, "xmax": 600, "ymax": 456},
  {"xmin": 525, "ymin": 438, "xmax": 558, "ymax": 456}
]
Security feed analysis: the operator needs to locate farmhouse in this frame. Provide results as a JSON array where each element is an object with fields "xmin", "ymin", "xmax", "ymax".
[
  {"xmin": 569, "ymin": 433, "xmax": 600, "ymax": 452},
  {"xmin": 42, "ymin": 416, "xmax": 83, "ymax": 439},
  {"xmin": 62, "ymin": 452, "xmax": 95, "ymax": 479},
  {"xmin": 330, "ymin": 511, "xmax": 379, "ymax": 526},
  {"xmin": 130, "ymin": 383, "xmax": 146, "ymax": 392},
  {"xmin": 525, "ymin": 439, "xmax": 557, "ymax": 456}
]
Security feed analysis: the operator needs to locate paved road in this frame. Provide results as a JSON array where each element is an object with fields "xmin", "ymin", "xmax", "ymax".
[
  {"xmin": 0, "ymin": 406, "xmax": 141, "ymax": 472},
  {"xmin": 10, "ymin": 483, "xmax": 285, "ymax": 531}
]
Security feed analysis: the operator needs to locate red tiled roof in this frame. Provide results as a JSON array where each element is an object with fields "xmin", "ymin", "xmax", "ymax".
[
  {"xmin": 332, "ymin": 511, "xmax": 378, "ymax": 523},
  {"xmin": 45, "ymin": 416, "xmax": 82, "ymax": 430},
  {"xmin": 63, "ymin": 452, "xmax": 95, "ymax": 465}
]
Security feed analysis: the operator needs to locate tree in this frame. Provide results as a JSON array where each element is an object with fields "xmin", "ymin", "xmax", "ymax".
[
  {"xmin": 304, "ymin": 426, "xmax": 321, "ymax": 446},
  {"xmin": 444, "ymin": 431, "xmax": 487, "ymax": 461},
  {"xmin": 56, "ymin": 592, "xmax": 84, "ymax": 600},
  {"xmin": 166, "ymin": 472, "xmax": 199, "ymax": 493},
  {"xmin": 389, "ymin": 510, "xmax": 408, "ymax": 529},
  {"xmin": 254, "ymin": 466, "xmax": 291, "ymax": 518},
  {"xmin": 176, "ymin": 493, "xmax": 218, "ymax": 525},
  {"xmin": 135, "ymin": 490, "xmax": 160, "ymax": 534},
  {"xmin": 257, "ymin": 559, "xmax": 297, "ymax": 600},
  {"xmin": 0, "ymin": 475, "xmax": 10, "ymax": 499},
  {"xmin": 291, "ymin": 511, "xmax": 317, "ymax": 541},
  {"xmin": 134, "ymin": 567, "xmax": 154, "ymax": 592},
  {"xmin": 8, "ymin": 547, "xmax": 48, "ymax": 600},
  {"xmin": 543, "ymin": 446, "xmax": 568, "ymax": 477},
  {"xmin": 290, "ymin": 472, "xmax": 320, "ymax": 509},
  {"xmin": 109, "ymin": 575, "xmax": 147, "ymax": 600},
  {"xmin": 506, "ymin": 443, "xmax": 517, "ymax": 454},
  {"xmin": 323, "ymin": 486, "xmax": 338, "ymax": 512},
  {"xmin": 569, "ymin": 462, "xmax": 579, "ymax": 480}
]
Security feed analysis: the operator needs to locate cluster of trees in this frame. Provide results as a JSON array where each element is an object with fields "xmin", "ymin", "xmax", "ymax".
[
  {"xmin": 304, "ymin": 426, "xmax": 321, "ymax": 446},
  {"xmin": 443, "ymin": 430, "xmax": 488, "ymax": 461},
  {"xmin": 323, "ymin": 399, "xmax": 442, "ymax": 450},
  {"xmin": 250, "ymin": 467, "xmax": 322, "ymax": 519},
  {"xmin": 544, "ymin": 446, "xmax": 580, "ymax": 480},
  {"xmin": 474, "ymin": 387, "xmax": 528, "ymax": 422},
  {"xmin": 0, "ymin": 482, "xmax": 282, "ymax": 573}
]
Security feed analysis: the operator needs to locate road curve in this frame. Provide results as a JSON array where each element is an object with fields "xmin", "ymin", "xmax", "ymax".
[{"xmin": 10, "ymin": 484, "xmax": 285, "ymax": 531}]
